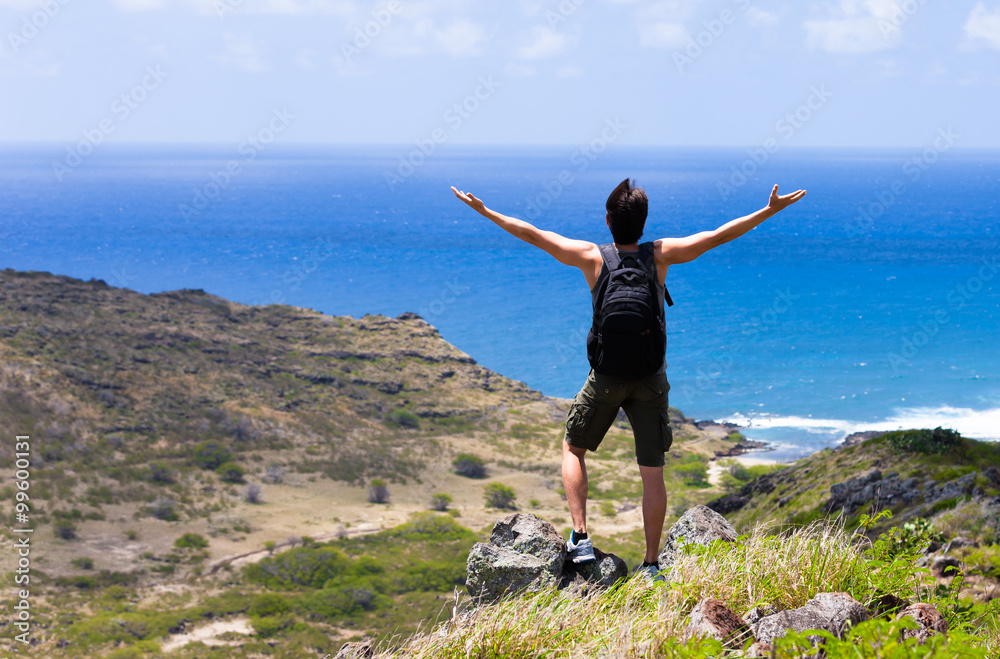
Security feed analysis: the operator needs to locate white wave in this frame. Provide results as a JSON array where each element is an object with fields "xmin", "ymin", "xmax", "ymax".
[{"xmin": 720, "ymin": 406, "xmax": 1000, "ymax": 442}]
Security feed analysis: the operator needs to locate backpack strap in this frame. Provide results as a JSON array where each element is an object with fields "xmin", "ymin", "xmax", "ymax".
[
  {"xmin": 598, "ymin": 243, "xmax": 622, "ymax": 272},
  {"xmin": 638, "ymin": 242, "xmax": 674, "ymax": 308}
]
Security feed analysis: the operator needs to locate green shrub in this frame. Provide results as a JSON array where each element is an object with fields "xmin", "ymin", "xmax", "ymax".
[
  {"xmin": 251, "ymin": 612, "xmax": 294, "ymax": 638},
  {"xmin": 72, "ymin": 557, "xmax": 94, "ymax": 570},
  {"xmin": 147, "ymin": 460, "xmax": 173, "ymax": 484},
  {"xmin": 367, "ymin": 478, "xmax": 390, "ymax": 504},
  {"xmin": 54, "ymin": 520, "xmax": 77, "ymax": 540},
  {"xmin": 886, "ymin": 427, "xmax": 961, "ymax": 455},
  {"xmin": 675, "ymin": 462, "xmax": 710, "ymax": 488},
  {"xmin": 453, "ymin": 453, "xmax": 487, "ymax": 478},
  {"xmin": 147, "ymin": 496, "xmax": 178, "ymax": 521},
  {"xmin": 193, "ymin": 440, "xmax": 233, "ymax": 470},
  {"xmin": 430, "ymin": 492, "xmax": 452, "ymax": 511},
  {"xmin": 483, "ymin": 483, "xmax": 516, "ymax": 509},
  {"xmin": 215, "ymin": 462, "xmax": 246, "ymax": 484},
  {"xmin": 389, "ymin": 410, "xmax": 420, "ymax": 429},
  {"xmin": 174, "ymin": 533, "xmax": 209, "ymax": 550},
  {"xmin": 248, "ymin": 593, "xmax": 291, "ymax": 618}
]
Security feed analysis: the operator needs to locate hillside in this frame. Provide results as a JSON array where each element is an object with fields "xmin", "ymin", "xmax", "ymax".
[{"xmin": 0, "ymin": 268, "xmax": 746, "ymax": 656}]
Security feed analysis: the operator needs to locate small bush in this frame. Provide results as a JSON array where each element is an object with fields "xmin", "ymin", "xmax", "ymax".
[
  {"xmin": 430, "ymin": 492, "xmax": 452, "ymax": 511},
  {"xmin": 193, "ymin": 440, "xmax": 233, "ymax": 470},
  {"xmin": 886, "ymin": 426, "xmax": 961, "ymax": 455},
  {"xmin": 125, "ymin": 529, "xmax": 139, "ymax": 541},
  {"xmin": 367, "ymin": 479, "xmax": 390, "ymax": 504},
  {"xmin": 453, "ymin": 453, "xmax": 488, "ymax": 479},
  {"xmin": 243, "ymin": 483, "xmax": 263, "ymax": 503},
  {"xmin": 248, "ymin": 592, "xmax": 291, "ymax": 618},
  {"xmin": 215, "ymin": 462, "xmax": 246, "ymax": 484},
  {"xmin": 72, "ymin": 557, "xmax": 94, "ymax": 570},
  {"xmin": 54, "ymin": 520, "xmax": 77, "ymax": 540},
  {"xmin": 174, "ymin": 533, "xmax": 209, "ymax": 550},
  {"xmin": 147, "ymin": 460, "xmax": 174, "ymax": 484},
  {"xmin": 389, "ymin": 410, "xmax": 420, "ymax": 429},
  {"xmin": 262, "ymin": 464, "xmax": 286, "ymax": 484},
  {"xmin": 147, "ymin": 496, "xmax": 179, "ymax": 521},
  {"xmin": 484, "ymin": 483, "xmax": 516, "ymax": 510},
  {"xmin": 675, "ymin": 462, "xmax": 710, "ymax": 488}
]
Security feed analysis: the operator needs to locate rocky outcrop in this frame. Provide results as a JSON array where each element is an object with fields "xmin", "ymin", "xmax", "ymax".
[
  {"xmin": 658, "ymin": 505, "xmax": 738, "ymax": 570},
  {"xmin": 334, "ymin": 639, "xmax": 374, "ymax": 658},
  {"xmin": 751, "ymin": 592, "xmax": 870, "ymax": 646},
  {"xmin": 825, "ymin": 469, "xmax": 978, "ymax": 515},
  {"xmin": 466, "ymin": 513, "xmax": 626, "ymax": 603},
  {"xmin": 706, "ymin": 471, "xmax": 784, "ymax": 516}
]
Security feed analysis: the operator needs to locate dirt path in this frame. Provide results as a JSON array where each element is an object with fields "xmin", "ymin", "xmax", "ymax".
[
  {"xmin": 160, "ymin": 617, "xmax": 253, "ymax": 652},
  {"xmin": 206, "ymin": 523, "xmax": 383, "ymax": 573}
]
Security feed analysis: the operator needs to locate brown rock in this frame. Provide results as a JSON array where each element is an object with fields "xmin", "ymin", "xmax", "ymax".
[
  {"xmin": 335, "ymin": 639, "xmax": 374, "ymax": 658},
  {"xmin": 897, "ymin": 603, "xmax": 948, "ymax": 644},
  {"xmin": 686, "ymin": 597, "xmax": 753, "ymax": 649}
]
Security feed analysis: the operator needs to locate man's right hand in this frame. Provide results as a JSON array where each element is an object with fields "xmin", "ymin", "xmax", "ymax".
[{"xmin": 451, "ymin": 186, "xmax": 487, "ymax": 214}]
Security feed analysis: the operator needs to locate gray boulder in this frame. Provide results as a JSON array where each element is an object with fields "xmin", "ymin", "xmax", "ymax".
[
  {"xmin": 686, "ymin": 598, "xmax": 753, "ymax": 649},
  {"xmin": 561, "ymin": 546, "xmax": 628, "ymax": 589},
  {"xmin": 659, "ymin": 505, "xmax": 738, "ymax": 570},
  {"xmin": 751, "ymin": 592, "xmax": 870, "ymax": 646},
  {"xmin": 491, "ymin": 513, "xmax": 566, "ymax": 580},
  {"xmin": 466, "ymin": 513, "xmax": 627, "ymax": 603},
  {"xmin": 931, "ymin": 555, "xmax": 961, "ymax": 578}
]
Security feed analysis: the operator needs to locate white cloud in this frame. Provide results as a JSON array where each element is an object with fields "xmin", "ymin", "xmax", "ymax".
[
  {"xmin": 804, "ymin": 0, "xmax": 907, "ymax": 54},
  {"xmin": 214, "ymin": 33, "xmax": 269, "ymax": 72},
  {"xmin": 746, "ymin": 7, "xmax": 779, "ymax": 27},
  {"xmin": 639, "ymin": 22, "xmax": 688, "ymax": 49},
  {"xmin": 434, "ymin": 19, "xmax": 487, "ymax": 57},
  {"xmin": 515, "ymin": 25, "xmax": 575, "ymax": 60},
  {"xmin": 964, "ymin": 2, "xmax": 1000, "ymax": 50}
]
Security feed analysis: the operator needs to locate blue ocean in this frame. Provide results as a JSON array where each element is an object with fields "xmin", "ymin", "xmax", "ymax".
[{"xmin": 1, "ymin": 143, "xmax": 998, "ymax": 461}]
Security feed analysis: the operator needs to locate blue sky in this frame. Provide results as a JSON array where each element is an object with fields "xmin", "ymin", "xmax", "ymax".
[{"xmin": 1, "ymin": 0, "xmax": 999, "ymax": 147}]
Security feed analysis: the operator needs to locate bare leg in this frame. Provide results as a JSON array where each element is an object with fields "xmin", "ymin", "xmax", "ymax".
[
  {"xmin": 639, "ymin": 465, "xmax": 667, "ymax": 563},
  {"xmin": 562, "ymin": 441, "xmax": 589, "ymax": 535}
]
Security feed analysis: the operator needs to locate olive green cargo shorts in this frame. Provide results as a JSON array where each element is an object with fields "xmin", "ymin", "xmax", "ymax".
[{"xmin": 564, "ymin": 369, "xmax": 673, "ymax": 467}]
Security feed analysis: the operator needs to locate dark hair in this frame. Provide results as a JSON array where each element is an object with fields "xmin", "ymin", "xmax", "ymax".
[{"xmin": 605, "ymin": 178, "xmax": 647, "ymax": 244}]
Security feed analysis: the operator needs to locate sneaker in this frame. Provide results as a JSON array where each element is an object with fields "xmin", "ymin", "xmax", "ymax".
[
  {"xmin": 634, "ymin": 563, "xmax": 666, "ymax": 582},
  {"xmin": 566, "ymin": 536, "xmax": 596, "ymax": 564}
]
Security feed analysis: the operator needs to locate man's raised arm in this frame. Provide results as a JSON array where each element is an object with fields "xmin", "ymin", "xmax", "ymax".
[
  {"xmin": 655, "ymin": 184, "xmax": 806, "ymax": 266},
  {"xmin": 451, "ymin": 186, "xmax": 602, "ymax": 286}
]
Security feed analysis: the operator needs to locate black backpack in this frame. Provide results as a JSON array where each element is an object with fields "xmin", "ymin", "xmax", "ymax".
[{"xmin": 586, "ymin": 243, "xmax": 673, "ymax": 377}]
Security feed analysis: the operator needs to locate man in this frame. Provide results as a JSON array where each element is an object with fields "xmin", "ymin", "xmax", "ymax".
[{"xmin": 451, "ymin": 179, "xmax": 806, "ymax": 580}]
